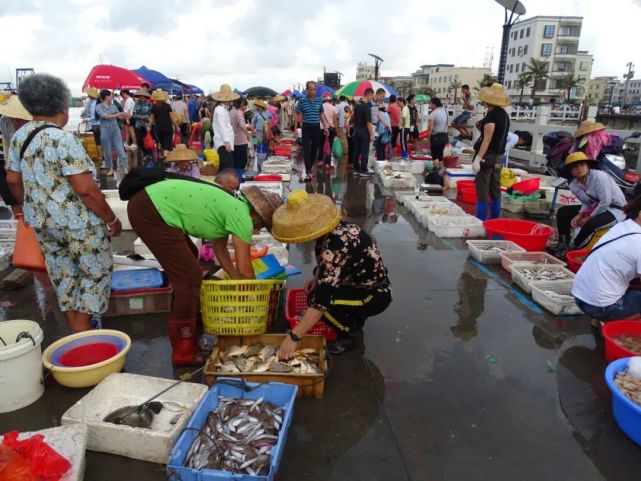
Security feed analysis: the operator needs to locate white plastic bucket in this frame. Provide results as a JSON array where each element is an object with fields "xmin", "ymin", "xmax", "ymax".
[{"xmin": 0, "ymin": 320, "xmax": 44, "ymax": 412}]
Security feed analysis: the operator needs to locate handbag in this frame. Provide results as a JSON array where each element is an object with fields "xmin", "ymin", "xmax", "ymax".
[{"xmin": 12, "ymin": 214, "xmax": 46, "ymax": 271}]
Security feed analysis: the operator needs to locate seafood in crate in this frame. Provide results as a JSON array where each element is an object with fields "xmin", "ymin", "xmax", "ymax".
[
  {"xmin": 500, "ymin": 251, "xmax": 566, "ymax": 273},
  {"xmin": 183, "ymin": 397, "xmax": 284, "ymax": 476},
  {"xmin": 427, "ymin": 215, "xmax": 485, "ymax": 238},
  {"xmin": 511, "ymin": 265, "xmax": 575, "ymax": 294},
  {"xmin": 613, "ymin": 334, "xmax": 641, "ymax": 355},
  {"xmin": 211, "ymin": 342, "xmax": 321, "ymax": 375},
  {"xmin": 417, "ymin": 204, "xmax": 465, "ymax": 227},
  {"xmin": 614, "ymin": 371, "xmax": 641, "ymax": 407},
  {"xmin": 530, "ymin": 280, "xmax": 582, "ymax": 316},
  {"xmin": 380, "ymin": 172, "xmax": 416, "ymax": 190},
  {"xmin": 466, "ymin": 240, "xmax": 526, "ymax": 264}
]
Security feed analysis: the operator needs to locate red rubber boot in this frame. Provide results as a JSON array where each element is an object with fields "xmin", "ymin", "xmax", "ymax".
[{"xmin": 167, "ymin": 316, "xmax": 202, "ymax": 366}]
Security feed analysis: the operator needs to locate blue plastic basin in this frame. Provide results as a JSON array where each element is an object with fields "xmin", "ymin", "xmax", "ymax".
[{"xmin": 605, "ymin": 357, "xmax": 641, "ymax": 447}]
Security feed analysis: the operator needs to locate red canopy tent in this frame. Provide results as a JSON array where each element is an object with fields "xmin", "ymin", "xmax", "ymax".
[{"xmin": 82, "ymin": 64, "xmax": 147, "ymax": 91}]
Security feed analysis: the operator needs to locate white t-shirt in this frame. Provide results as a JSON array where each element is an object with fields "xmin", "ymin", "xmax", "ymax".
[
  {"xmin": 429, "ymin": 107, "xmax": 448, "ymax": 134},
  {"xmin": 572, "ymin": 219, "xmax": 641, "ymax": 306},
  {"xmin": 506, "ymin": 132, "xmax": 519, "ymax": 150},
  {"xmin": 123, "ymin": 97, "xmax": 135, "ymax": 116}
]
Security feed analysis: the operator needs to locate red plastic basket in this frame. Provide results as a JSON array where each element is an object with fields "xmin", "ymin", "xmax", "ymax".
[
  {"xmin": 602, "ymin": 321, "xmax": 641, "ymax": 363},
  {"xmin": 273, "ymin": 145, "xmax": 292, "ymax": 157},
  {"xmin": 511, "ymin": 178, "xmax": 540, "ymax": 195},
  {"xmin": 253, "ymin": 174, "xmax": 282, "ymax": 182},
  {"xmin": 285, "ymin": 289, "xmax": 338, "ymax": 341},
  {"xmin": 456, "ymin": 180, "xmax": 476, "ymax": 190},
  {"xmin": 482, "ymin": 219, "xmax": 553, "ymax": 251},
  {"xmin": 459, "ymin": 186, "xmax": 477, "ymax": 204},
  {"xmin": 566, "ymin": 249, "xmax": 590, "ymax": 273}
]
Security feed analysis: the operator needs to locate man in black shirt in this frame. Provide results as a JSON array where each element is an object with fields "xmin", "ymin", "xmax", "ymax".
[
  {"xmin": 352, "ymin": 88, "xmax": 375, "ymax": 175},
  {"xmin": 473, "ymin": 83, "xmax": 510, "ymax": 220}
]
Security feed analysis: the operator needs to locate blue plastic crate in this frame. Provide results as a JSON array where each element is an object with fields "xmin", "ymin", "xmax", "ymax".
[
  {"xmin": 111, "ymin": 268, "xmax": 164, "ymax": 292},
  {"xmin": 605, "ymin": 357, "xmax": 641, "ymax": 447},
  {"xmin": 167, "ymin": 379, "xmax": 298, "ymax": 481}
]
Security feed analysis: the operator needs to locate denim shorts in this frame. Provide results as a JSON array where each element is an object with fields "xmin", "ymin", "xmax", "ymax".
[
  {"xmin": 574, "ymin": 290, "xmax": 641, "ymax": 320},
  {"xmin": 453, "ymin": 111, "xmax": 472, "ymax": 125}
]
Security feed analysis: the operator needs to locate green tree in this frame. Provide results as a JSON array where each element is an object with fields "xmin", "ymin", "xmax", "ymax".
[
  {"xmin": 474, "ymin": 74, "xmax": 498, "ymax": 92},
  {"xmin": 524, "ymin": 58, "xmax": 549, "ymax": 102},
  {"xmin": 557, "ymin": 73, "xmax": 581, "ymax": 103},
  {"xmin": 515, "ymin": 72, "xmax": 532, "ymax": 104},
  {"xmin": 449, "ymin": 80, "xmax": 462, "ymax": 103}
]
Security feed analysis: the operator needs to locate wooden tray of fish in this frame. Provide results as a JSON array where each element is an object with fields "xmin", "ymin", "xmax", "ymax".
[
  {"xmin": 466, "ymin": 240, "xmax": 526, "ymax": 265},
  {"xmin": 204, "ymin": 334, "xmax": 328, "ymax": 399},
  {"xmin": 530, "ymin": 279, "xmax": 582, "ymax": 316},
  {"xmin": 511, "ymin": 264, "xmax": 575, "ymax": 294}
]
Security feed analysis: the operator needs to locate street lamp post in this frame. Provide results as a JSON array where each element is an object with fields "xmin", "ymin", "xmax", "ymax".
[
  {"xmin": 368, "ymin": 53, "xmax": 384, "ymax": 81},
  {"xmin": 494, "ymin": 0, "xmax": 526, "ymax": 84},
  {"xmin": 608, "ymin": 81, "xmax": 616, "ymax": 106}
]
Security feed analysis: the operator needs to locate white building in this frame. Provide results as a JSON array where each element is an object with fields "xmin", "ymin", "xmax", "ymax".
[
  {"xmin": 623, "ymin": 79, "xmax": 641, "ymax": 104},
  {"xmin": 411, "ymin": 64, "xmax": 491, "ymax": 100},
  {"xmin": 503, "ymin": 16, "xmax": 593, "ymax": 103},
  {"xmin": 356, "ymin": 63, "xmax": 376, "ymax": 81}
]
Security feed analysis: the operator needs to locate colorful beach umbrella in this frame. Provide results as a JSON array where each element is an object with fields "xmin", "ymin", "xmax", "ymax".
[
  {"xmin": 335, "ymin": 80, "xmax": 399, "ymax": 99},
  {"xmin": 280, "ymin": 89, "xmax": 293, "ymax": 96},
  {"xmin": 82, "ymin": 64, "xmax": 146, "ymax": 91}
]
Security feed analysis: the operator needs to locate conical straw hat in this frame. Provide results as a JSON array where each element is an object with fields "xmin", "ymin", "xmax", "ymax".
[
  {"xmin": 0, "ymin": 95, "xmax": 32, "ymax": 121},
  {"xmin": 271, "ymin": 190, "xmax": 341, "ymax": 244},
  {"xmin": 477, "ymin": 83, "xmax": 510, "ymax": 107},
  {"xmin": 164, "ymin": 144, "xmax": 198, "ymax": 163},
  {"xmin": 242, "ymin": 186, "xmax": 282, "ymax": 230},
  {"xmin": 575, "ymin": 121, "xmax": 606, "ymax": 138},
  {"xmin": 212, "ymin": 84, "xmax": 240, "ymax": 102},
  {"xmin": 151, "ymin": 89, "xmax": 169, "ymax": 101}
]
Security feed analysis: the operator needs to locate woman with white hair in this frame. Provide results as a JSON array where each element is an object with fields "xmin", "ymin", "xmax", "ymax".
[{"xmin": 7, "ymin": 73, "xmax": 121, "ymax": 332}]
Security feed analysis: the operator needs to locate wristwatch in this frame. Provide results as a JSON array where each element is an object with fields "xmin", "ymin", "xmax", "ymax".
[{"xmin": 286, "ymin": 329, "xmax": 301, "ymax": 342}]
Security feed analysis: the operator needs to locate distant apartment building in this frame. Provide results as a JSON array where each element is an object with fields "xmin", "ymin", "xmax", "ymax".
[
  {"xmin": 503, "ymin": 16, "xmax": 593, "ymax": 103},
  {"xmin": 587, "ymin": 76, "xmax": 621, "ymax": 105},
  {"xmin": 381, "ymin": 76, "xmax": 414, "ymax": 96},
  {"xmin": 356, "ymin": 62, "xmax": 376, "ymax": 81},
  {"xmin": 623, "ymin": 79, "xmax": 641, "ymax": 104},
  {"xmin": 411, "ymin": 64, "xmax": 491, "ymax": 101}
]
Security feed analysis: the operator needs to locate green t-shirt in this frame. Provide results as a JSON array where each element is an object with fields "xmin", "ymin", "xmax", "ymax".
[{"xmin": 145, "ymin": 179, "xmax": 253, "ymax": 242}]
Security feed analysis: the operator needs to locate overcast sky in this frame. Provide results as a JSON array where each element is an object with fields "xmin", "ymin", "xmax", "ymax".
[{"xmin": 1, "ymin": 0, "xmax": 640, "ymax": 94}]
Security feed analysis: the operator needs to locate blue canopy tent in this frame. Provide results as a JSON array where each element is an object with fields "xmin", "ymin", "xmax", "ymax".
[
  {"xmin": 184, "ymin": 84, "xmax": 203, "ymax": 95},
  {"xmin": 131, "ymin": 66, "xmax": 183, "ymax": 94},
  {"xmin": 169, "ymin": 78, "xmax": 203, "ymax": 95},
  {"xmin": 315, "ymin": 85, "xmax": 335, "ymax": 98}
]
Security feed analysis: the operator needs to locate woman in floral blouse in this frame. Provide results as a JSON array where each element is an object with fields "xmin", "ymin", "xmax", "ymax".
[
  {"xmin": 7, "ymin": 74, "xmax": 121, "ymax": 332},
  {"xmin": 271, "ymin": 190, "xmax": 392, "ymax": 356}
]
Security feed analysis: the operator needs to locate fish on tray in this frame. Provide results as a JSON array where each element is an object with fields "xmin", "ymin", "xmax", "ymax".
[
  {"xmin": 184, "ymin": 396, "xmax": 284, "ymax": 476},
  {"xmin": 541, "ymin": 290, "xmax": 575, "ymax": 302},
  {"xmin": 518, "ymin": 267, "xmax": 571, "ymax": 281},
  {"xmin": 213, "ymin": 343, "xmax": 321, "ymax": 375}
]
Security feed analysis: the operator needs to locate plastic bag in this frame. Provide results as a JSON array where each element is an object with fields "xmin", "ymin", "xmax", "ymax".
[
  {"xmin": 1, "ymin": 432, "xmax": 71, "ymax": 481},
  {"xmin": 332, "ymin": 137, "xmax": 343, "ymax": 159},
  {"xmin": 0, "ymin": 445, "xmax": 37, "ymax": 481},
  {"xmin": 501, "ymin": 168, "xmax": 517, "ymax": 188},
  {"xmin": 143, "ymin": 132, "xmax": 156, "ymax": 151},
  {"xmin": 323, "ymin": 138, "xmax": 331, "ymax": 158}
]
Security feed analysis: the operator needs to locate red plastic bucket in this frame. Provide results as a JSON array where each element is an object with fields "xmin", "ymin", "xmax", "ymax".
[
  {"xmin": 482, "ymin": 219, "xmax": 553, "ymax": 251},
  {"xmin": 285, "ymin": 289, "xmax": 338, "ymax": 341},
  {"xmin": 456, "ymin": 180, "xmax": 476, "ymax": 190},
  {"xmin": 459, "ymin": 187, "xmax": 477, "ymax": 204},
  {"xmin": 59, "ymin": 342, "xmax": 119, "ymax": 367},
  {"xmin": 602, "ymin": 321, "xmax": 641, "ymax": 363},
  {"xmin": 511, "ymin": 178, "xmax": 541, "ymax": 195},
  {"xmin": 566, "ymin": 249, "xmax": 590, "ymax": 273}
]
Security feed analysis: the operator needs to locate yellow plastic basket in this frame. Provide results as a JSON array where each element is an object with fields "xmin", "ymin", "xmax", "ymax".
[{"xmin": 200, "ymin": 279, "xmax": 284, "ymax": 335}]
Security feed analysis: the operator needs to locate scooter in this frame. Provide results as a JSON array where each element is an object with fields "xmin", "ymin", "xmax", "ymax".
[{"xmin": 543, "ymin": 131, "xmax": 641, "ymax": 197}]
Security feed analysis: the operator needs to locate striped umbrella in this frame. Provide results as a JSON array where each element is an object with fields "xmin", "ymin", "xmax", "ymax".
[{"xmin": 335, "ymin": 80, "xmax": 399, "ymax": 99}]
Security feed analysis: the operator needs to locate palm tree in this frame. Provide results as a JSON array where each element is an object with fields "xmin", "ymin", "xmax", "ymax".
[
  {"xmin": 515, "ymin": 72, "xmax": 532, "ymax": 104},
  {"xmin": 474, "ymin": 74, "xmax": 498, "ymax": 92},
  {"xmin": 449, "ymin": 80, "xmax": 462, "ymax": 103},
  {"xmin": 524, "ymin": 58, "xmax": 549, "ymax": 102},
  {"xmin": 557, "ymin": 73, "xmax": 580, "ymax": 103}
]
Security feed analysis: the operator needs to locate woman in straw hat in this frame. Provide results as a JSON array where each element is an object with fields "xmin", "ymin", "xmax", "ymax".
[
  {"xmin": 82, "ymin": 86, "xmax": 102, "ymax": 149},
  {"xmin": 212, "ymin": 84, "xmax": 239, "ymax": 171},
  {"xmin": 271, "ymin": 190, "xmax": 392, "ymax": 357},
  {"xmin": 127, "ymin": 177, "xmax": 281, "ymax": 365},
  {"xmin": 0, "ymin": 95, "xmax": 32, "ymax": 215},
  {"xmin": 8, "ymin": 74, "xmax": 122, "ymax": 332},
  {"xmin": 574, "ymin": 120, "xmax": 610, "ymax": 162},
  {"xmin": 132, "ymin": 87, "xmax": 153, "ymax": 161},
  {"xmin": 472, "ymin": 83, "xmax": 511, "ymax": 220},
  {"xmin": 252, "ymin": 100, "xmax": 272, "ymax": 169},
  {"xmin": 164, "ymin": 144, "xmax": 201, "ymax": 179},
  {"xmin": 550, "ymin": 151, "xmax": 626, "ymax": 255},
  {"xmin": 148, "ymin": 88, "xmax": 180, "ymax": 158}
]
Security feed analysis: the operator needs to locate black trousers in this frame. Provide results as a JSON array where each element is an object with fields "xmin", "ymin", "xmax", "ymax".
[
  {"xmin": 218, "ymin": 146, "xmax": 234, "ymax": 171},
  {"xmin": 233, "ymin": 144, "xmax": 248, "ymax": 170},
  {"xmin": 352, "ymin": 129, "xmax": 370, "ymax": 173},
  {"xmin": 391, "ymin": 126, "xmax": 400, "ymax": 147},
  {"xmin": 135, "ymin": 127, "xmax": 150, "ymax": 155},
  {"xmin": 430, "ymin": 132, "xmax": 449, "ymax": 161},
  {"xmin": 155, "ymin": 128, "xmax": 173, "ymax": 152},
  {"xmin": 91, "ymin": 125, "xmax": 101, "ymax": 146},
  {"xmin": 556, "ymin": 205, "xmax": 618, "ymax": 248},
  {"xmin": 309, "ymin": 286, "xmax": 392, "ymax": 335},
  {"xmin": 302, "ymin": 122, "xmax": 322, "ymax": 174},
  {"xmin": 475, "ymin": 158, "xmax": 502, "ymax": 201}
]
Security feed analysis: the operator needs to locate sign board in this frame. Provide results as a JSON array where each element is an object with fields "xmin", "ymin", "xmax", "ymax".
[{"xmin": 16, "ymin": 68, "xmax": 35, "ymax": 89}]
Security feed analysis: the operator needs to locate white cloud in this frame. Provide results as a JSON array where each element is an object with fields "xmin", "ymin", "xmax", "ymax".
[{"xmin": 0, "ymin": 0, "xmax": 639, "ymax": 94}]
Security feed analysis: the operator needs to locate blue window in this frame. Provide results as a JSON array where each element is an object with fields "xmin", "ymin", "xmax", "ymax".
[
  {"xmin": 541, "ymin": 44, "xmax": 553, "ymax": 56},
  {"xmin": 544, "ymin": 25, "xmax": 555, "ymax": 38}
]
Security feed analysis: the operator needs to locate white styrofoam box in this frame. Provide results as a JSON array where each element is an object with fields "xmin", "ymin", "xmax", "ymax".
[
  {"xmin": 428, "ymin": 215, "xmax": 485, "ymax": 238},
  {"xmin": 62, "ymin": 373, "xmax": 208, "ymax": 463},
  {"xmin": 374, "ymin": 160, "xmax": 390, "ymax": 172},
  {"xmin": 396, "ymin": 193, "xmax": 434, "ymax": 205},
  {"xmin": 531, "ymin": 279, "xmax": 582, "ymax": 316},
  {"xmin": 241, "ymin": 181, "xmax": 283, "ymax": 197},
  {"xmin": 417, "ymin": 204, "xmax": 466, "ymax": 227},
  {"xmin": 0, "ymin": 424, "xmax": 88, "ymax": 481},
  {"xmin": 381, "ymin": 172, "xmax": 416, "ymax": 190},
  {"xmin": 134, "ymin": 237, "xmax": 202, "ymax": 259},
  {"xmin": 112, "ymin": 255, "xmax": 162, "ymax": 270},
  {"xmin": 445, "ymin": 168, "xmax": 475, "ymax": 188},
  {"xmin": 410, "ymin": 161, "xmax": 425, "ymax": 174},
  {"xmin": 406, "ymin": 197, "xmax": 453, "ymax": 215},
  {"xmin": 391, "ymin": 161, "xmax": 412, "ymax": 173}
]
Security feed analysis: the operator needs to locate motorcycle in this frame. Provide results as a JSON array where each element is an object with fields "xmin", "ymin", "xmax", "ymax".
[{"xmin": 544, "ymin": 130, "xmax": 641, "ymax": 197}]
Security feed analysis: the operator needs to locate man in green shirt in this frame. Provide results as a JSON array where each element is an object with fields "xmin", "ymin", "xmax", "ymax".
[{"xmin": 128, "ymin": 179, "xmax": 281, "ymax": 365}]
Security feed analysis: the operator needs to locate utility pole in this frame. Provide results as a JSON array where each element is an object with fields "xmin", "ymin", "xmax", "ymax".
[
  {"xmin": 622, "ymin": 62, "xmax": 635, "ymax": 107},
  {"xmin": 368, "ymin": 53, "xmax": 384, "ymax": 81},
  {"xmin": 494, "ymin": 0, "xmax": 526, "ymax": 84}
]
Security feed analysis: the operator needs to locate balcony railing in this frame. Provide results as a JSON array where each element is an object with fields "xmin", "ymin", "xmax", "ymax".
[{"xmin": 509, "ymin": 105, "xmax": 580, "ymax": 122}]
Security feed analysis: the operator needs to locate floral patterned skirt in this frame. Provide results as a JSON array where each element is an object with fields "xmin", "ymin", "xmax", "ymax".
[{"xmin": 35, "ymin": 225, "xmax": 112, "ymax": 314}]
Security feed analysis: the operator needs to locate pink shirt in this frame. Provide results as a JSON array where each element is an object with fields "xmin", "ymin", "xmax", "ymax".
[
  {"xmin": 229, "ymin": 107, "xmax": 249, "ymax": 146},
  {"xmin": 387, "ymin": 102, "xmax": 401, "ymax": 127},
  {"xmin": 323, "ymin": 103, "xmax": 337, "ymax": 128},
  {"xmin": 268, "ymin": 106, "xmax": 278, "ymax": 127}
]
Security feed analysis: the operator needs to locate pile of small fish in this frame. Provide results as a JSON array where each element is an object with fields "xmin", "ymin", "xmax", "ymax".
[
  {"xmin": 185, "ymin": 396, "xmax": 283, "ymax": 475},
  {"xmin": 541, "ymin": 290, "xmax": 575, "ymax": 302},
  {"xmin": 212, "ymin": 343, "xmax": 321, "ymax": 375},
  {"xmin": 516, "ymin": 267, "xmax": 572, "ymax": 281},
  {"xmin": 614, "ymin": 371, "xmax": 641, "ymax": 407},
  {"xmin": 613, "ymin": 334, "xmax": 641, "ymax": 355}
]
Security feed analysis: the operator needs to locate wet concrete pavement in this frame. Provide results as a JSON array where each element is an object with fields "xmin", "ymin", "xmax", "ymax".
[{"xmin": 1, "ymin": 159, "xmax": 641, "ymax": 481}]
